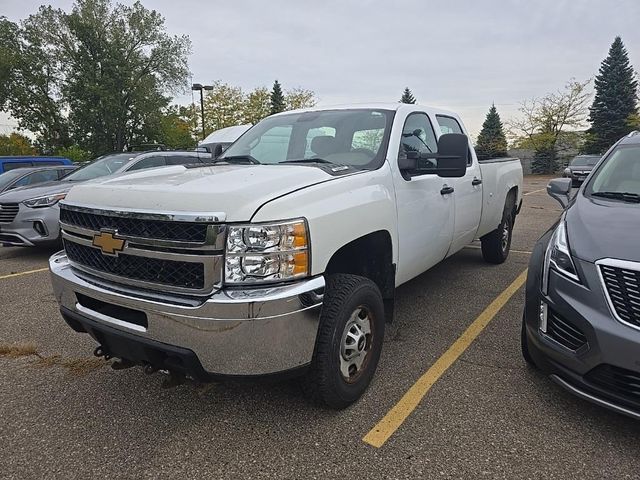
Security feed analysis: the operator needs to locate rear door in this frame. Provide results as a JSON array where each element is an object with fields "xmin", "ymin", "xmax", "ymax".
[
  {"xmin": 392, "ymin": 112, "xmax": 455, "ymax": 284},
  {"xmin": 435, "ymin": 115, "xmax": 482, "ymax": 253}
]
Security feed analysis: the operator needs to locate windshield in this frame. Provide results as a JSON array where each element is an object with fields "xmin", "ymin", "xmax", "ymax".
[
  {"xmin": 219, "ymin": 109, "xmax": 394, "ymax": 168},
  {"xmin": 0, "ymin": 169, "xmax": 28, "ymax": 190},
  {"xmin": 586, "ymin": 146, "xmax": 640, "ymax": 197},
  {"xmin": 571, "ymin": 156, "xmax": 600, "ymax": 167},
  {"xmin": 63, "ymin": 153, "xmax": 135, "ymax": 182}
]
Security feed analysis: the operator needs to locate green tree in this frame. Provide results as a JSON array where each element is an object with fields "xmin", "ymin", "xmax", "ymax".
[
  {"xmin": 55, "ymin": 145, "xmax": 91, "ymax": 162},
  {"xmin": 510, "ymin": 80, "xmax": 591, "ymax": 174},
  {"xmin": 583, "ymin": 37, "xmax": 639, "ymax": 154},
  {"xmin": 400, "ymin": 87, "xmax": 416, "ymax": 104},
  {"xmin": 0, "ymin": 132, "xmax": 37, "ymax": 155},
  {"xmin": 242, "ymin": 87, "xmax": 271, "ymax": 124},
  {"xmin": 270, "ymin": 80, "xmax": 285, "ymax": 114},
  {"xmin": 201, "ymin": 80, "xmax": 245, "ymax": 134},
  {"xmin": 0, "ymin": 1, "xmax": 191, "ymax": 156},
  {"xmin": 475, "ymin": 104, "xmax": 508, "ymax": 159},
  {"xmin": 285, "ymin": 87, "xmax": 316, "ymax": 111}
]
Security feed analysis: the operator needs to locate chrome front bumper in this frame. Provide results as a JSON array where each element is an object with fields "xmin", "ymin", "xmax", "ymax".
[{"xmin": 50, "ymin": 251, "xmax": 324, "ymax": 376}]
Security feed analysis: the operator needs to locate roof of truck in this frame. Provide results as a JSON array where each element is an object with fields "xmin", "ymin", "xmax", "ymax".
[{"xmin": 273, "ymin": 102, "xmax": 460, "ymax": 118}]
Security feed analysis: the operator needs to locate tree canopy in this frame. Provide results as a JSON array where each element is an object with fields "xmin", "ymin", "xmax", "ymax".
[
  {"xmin": 400, "ymin": 87, "xmax": 416, "ymax": 104},
  {"xmin": 0, "ymin": 0, "xmax": 191, "ymax": 156},
  {"xmin": 475, "ymin": 104, "xmax": 508, "ymax": 160},
  {"xmin": 583, "ymin": 37, "xmax": 639, "ymax": 154}
]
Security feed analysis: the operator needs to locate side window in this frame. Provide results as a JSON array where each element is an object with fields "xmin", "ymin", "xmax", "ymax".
[
  {"xmin": 127, "ymin": 156, "xmax": 167, "ymax": 171},
  {"xmin": 436, "ymin": 115, "xmax": 472, "ymax": 166},
  {"xmin": 399, "ymin": 113, "xmax": 438, "ymax": 161},
  {"xmin": 250, "ymin": 125, "xmax": 292, "ymax": 163},
  {"xmin": 4, "ymin": 162, "xmax": 33, "ymax": 171},
  {"xmin": 25, "ymin": 170, "xmax": 59, "ymax": 185},
  {"xmin": 166, "ymin": 155, "xmax": 199, "ymax": 166}
]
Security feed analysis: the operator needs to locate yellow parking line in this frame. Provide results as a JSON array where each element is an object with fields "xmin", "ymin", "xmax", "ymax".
[
  {"xmin": 524, "ymin": 187, "xmax": 546, "ymax": 196},
  {"xmin": 0, "ymin": 267, "xmax": 49, "ymax": 280},
  {"xmin": 363, "ymin": 269, "xmax": 528, "ymax": 448}
]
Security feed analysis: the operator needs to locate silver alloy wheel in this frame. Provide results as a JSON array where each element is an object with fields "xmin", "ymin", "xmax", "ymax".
[
  {"xmin": 339, "ymin": 306, "xmax": 373, "ymax": 381},
  {"xmin": 501, "ymin": 218, "xmax": 511, "ymax": 252}
]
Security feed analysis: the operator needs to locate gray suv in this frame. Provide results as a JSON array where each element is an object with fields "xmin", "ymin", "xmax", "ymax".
[
  {"xmin": 522, "ymin": 131, "xmax": 640, "ymax": 419},
  {"xmin": 0, "ymin": 150, "xmax": 211, "ymax": 247}
]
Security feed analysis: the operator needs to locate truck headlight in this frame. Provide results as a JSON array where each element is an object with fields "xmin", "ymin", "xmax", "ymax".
[
  {"xmin": 225, "ymin": 219, "xmax": 310, "ymax": 284},
  {"xmin": 542, "ymin": 218, "xmax": 579, "ymax": 294},
  {"xmin": 23, "ymin": 193, "xmax": 67, "ymax": 208}
]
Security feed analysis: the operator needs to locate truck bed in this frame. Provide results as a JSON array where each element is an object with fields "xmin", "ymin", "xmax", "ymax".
[{"xmin": 476, "ymin": 157, "xmax": 523, "ymax": 239}]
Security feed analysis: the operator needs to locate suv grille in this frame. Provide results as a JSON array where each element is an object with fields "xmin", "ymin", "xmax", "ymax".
[
  {"xmin": 64, "ymin": 240, "xmax": 205, "ymax": 290},
  {"xmin": 585, "ymin": 364, "xmax": 640, "ymax": 405},
  {"xmin": 547, "ymin": 309, "xmax": 588, "ymax": 351},
  {"xmin": 60, "ymin": 208, "xmax": 208, "ymax": 243},
  {"xmin": 0, "ymin": 203, "xmax": 19, "ymax": 223},
  {"xmin": 599, "ymin": 264, "xmax": 640, "ymax": 328}
]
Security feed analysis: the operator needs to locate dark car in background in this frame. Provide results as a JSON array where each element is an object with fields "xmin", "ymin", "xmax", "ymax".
[
  {"xmin": 522, "ymin": 131, "xmax": 640, "ymax": 419},
  {"xmin": 0, "ymin": 156, "xmax": 73, "ymax": 173},
  {"xmin": 0, "ymin": 165, "xmax": 77, "ymax": 194},
  {"xmin": 0, "ymin": 150, "xmax": 211, "ymax": 247},
  {"xmin": 563, "ymin": 154, "xmax": 601, "ymax": 187}
]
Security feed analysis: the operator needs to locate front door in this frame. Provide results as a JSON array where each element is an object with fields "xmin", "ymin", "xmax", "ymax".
[{"xmin": 391, "ymin": 112, "xmax": 455, "ymax": 286}]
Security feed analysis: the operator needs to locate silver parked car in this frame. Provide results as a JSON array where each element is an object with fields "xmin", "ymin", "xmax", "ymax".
[
  {"xmin": 0, "ymin": 165, "xmax": 77, "ymax": 194},
  {"xmin": 0, "ymin": 150, "xmax": 211, "ymax": 247}
]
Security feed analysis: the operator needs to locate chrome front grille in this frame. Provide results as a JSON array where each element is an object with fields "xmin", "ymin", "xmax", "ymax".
[
  {"xmin": 0, "ymin": 203, "xmax": 19, "ymax": 223},
  {"xmin": 598, "ymin": 259, "xmax": 640, "ymax": 329},
  {"xmin": 59, "ymin": 203, "xmax": 225, "ymax": 295}
]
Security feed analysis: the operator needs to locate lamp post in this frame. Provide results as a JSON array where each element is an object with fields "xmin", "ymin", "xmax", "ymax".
[{"xmin": 192, "ymin": 83, "xmax": 214, "ymax": 140}]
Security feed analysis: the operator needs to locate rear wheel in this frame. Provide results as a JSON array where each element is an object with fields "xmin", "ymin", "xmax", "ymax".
[
  {"xmin": 481, "ymin": 195, "xmax": 515, "ymax": 264},
  {"xmin": 302, "ymin": 274, "xmax": 385, "ymax": 409}
]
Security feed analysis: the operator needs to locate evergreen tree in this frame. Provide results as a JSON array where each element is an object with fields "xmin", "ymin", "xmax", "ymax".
[
  {"xmin": 584, "ymin": 37, "xmax": 638, "ymax": 154},
  {"xmin": 475, "ymin": 104, "xmax": 508, "ymax": 159},
  {"xmin": 400, "ymin": 87, "xmax": 416, "ymax": 104},
  {"xmin": 270, "ymin": 80, "xmax": 285, "ymax": 114}
]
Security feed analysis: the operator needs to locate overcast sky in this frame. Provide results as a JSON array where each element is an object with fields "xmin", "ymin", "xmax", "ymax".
[{"xmin": 2, "ymin": 0, "xmax": 639, "ymax": 137}]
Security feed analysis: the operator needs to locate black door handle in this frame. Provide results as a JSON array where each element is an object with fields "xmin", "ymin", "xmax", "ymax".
[
  {"xmin": 440, "ymin": 185, "xmax": 454, "ymax": 195},
  {"xmin": 472, "ymin": 177, "xmax": 482, "ymax": 186}
]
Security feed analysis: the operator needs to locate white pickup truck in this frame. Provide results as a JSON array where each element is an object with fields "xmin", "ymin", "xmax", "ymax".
[{"xmin": 50, "ymin": 103, "xmax": 523, "ymax": 408}]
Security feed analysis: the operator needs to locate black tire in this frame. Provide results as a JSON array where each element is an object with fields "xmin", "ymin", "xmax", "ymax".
[
  {"xmin": 302, "ymin": 274, "xmax": 385, "ymax": 409},
  {"xmin": 521, "ymin": 312, "xmax": 537, "ymax": 369},
  {"xmin": 481, "ymin": 195, "xmax": 515, "ymax": 264}
]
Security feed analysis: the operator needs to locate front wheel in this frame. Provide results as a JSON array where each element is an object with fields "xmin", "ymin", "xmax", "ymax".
[{"xmin": 302, "ymin": 274, "xmax": 385, "ymax": 409}]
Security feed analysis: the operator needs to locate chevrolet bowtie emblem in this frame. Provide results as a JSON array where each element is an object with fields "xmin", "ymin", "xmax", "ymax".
[{"xmin": 92, "ymin": 230, "xmax": 125, "ymax": 255}]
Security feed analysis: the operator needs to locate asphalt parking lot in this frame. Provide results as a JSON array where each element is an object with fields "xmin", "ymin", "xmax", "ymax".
[{"xmin": 2, "ymin": 175, "xmax": 639, "ymax": 479}]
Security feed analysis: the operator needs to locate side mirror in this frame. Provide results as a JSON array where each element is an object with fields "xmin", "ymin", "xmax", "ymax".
[
  {"xmin": 547, "ymin": 178, "xmax": 572, "ymax": 208},
  {"xmin": 435, "ymin": 133, "xmax": 468, "ymax": 178},
  {"xmin": 213, "ymin": 144, "xmax": 224, "ymax": 158},
  {"xmin": 398, "ymin": 133, "xmax": 469, "ymax": 179}
]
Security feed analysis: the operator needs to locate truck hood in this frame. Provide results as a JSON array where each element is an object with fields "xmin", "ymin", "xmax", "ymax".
[
  {"xmin": 567, "ymin": 193, "xmax": 640, "ymax": 263},
  {"xmin": 63, "ymin": 164, "xmax": 342, "ymax": 222}
]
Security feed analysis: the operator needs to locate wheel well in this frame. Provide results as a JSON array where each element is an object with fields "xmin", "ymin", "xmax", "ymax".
[
  {"xmin": 506, "ymin": 186, "xmax": 518, "ymax": 216},
  {"xmin": 325, "ymin": 230, "xmax": 395, "ymax": 322}
]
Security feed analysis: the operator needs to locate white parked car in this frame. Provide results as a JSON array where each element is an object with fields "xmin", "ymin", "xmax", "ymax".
[
  {"xmin": 50, "ymin": 104, "xmax": 523, "ymax": 408},
  {"xmin": 199, "ymin": 124, "xmax": 251, "ymax": 155}
]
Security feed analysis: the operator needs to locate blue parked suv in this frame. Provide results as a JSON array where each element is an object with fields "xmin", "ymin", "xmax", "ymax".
[{"xmin": 0, "ymin": 156, "xmax": 73, "ymax": 173}]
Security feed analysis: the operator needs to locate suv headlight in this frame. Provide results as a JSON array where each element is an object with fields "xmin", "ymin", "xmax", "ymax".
[
  {"xmin": 23, "ymin": 193, "xmax": 67, "ymax": 208},
  {"xmin": 225, "ymin": 218, "xmax": 310, "ymax": 284},
  {"xmin": 543, "ymin": 218, "xmax": 579, "ymax": 293}
]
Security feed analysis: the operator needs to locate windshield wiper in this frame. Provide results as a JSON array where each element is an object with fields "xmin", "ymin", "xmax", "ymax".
[
  {"xmin": 592, "ymin": 191, "xmax": 640, "ymax": 203},
  {"xmin": 213, "ymin": 155, "xmax": 261, "ymax": 165},
  {"xmin": 279, "ymin": 158, "xmax": 336, "ymax": 165}
]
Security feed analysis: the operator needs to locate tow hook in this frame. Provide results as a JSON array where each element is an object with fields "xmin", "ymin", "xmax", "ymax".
[{"xmin": 93, "ymin": 345, "xmax": 112, "ymax": 361}]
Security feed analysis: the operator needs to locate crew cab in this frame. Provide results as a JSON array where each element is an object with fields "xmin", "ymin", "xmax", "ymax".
[{"xmin": 49, "ymin": 104, "xmax": 523, "ymax": 408}]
